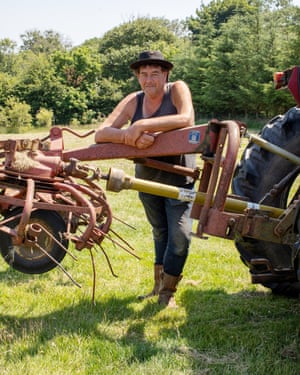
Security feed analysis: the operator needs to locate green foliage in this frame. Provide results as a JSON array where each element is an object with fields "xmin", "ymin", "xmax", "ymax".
[
  {"xmin": 13, "ymin": 51, "xmax": 64, "ymax": 121},
  {"xmin": 20, "ymin": 29, "xmax": 71, "ymax": 53},
  {"xmin": 35, "ymin": 107, "xmax": 53, "ymax": 127},
  {"xmin": 280, "ymin": 5, "xmax": 300, "ymax": 66},
  {"xmin": 51, "ymin": 47, "xmax": 102, "ymax": 89},
  {"xmin": 98, "ymin": 17, "xmax": 183, "ymax": 100},
  {"xmin": 91, "ymin": 77, "xmax": 126, "ymax": 116},
  {"xmin": 0, "ymin": 2, "xmax": 300, "ymax": 128},
  {"xmin": 0, "ymin": 38, "xmax": 17, "ymax": 74},
  {"xmin": 49, "ymin": 47, "xmax": 102, "ymax": 123},
  {"xmin": 54, "ymin": 86, "xmax": 88, "ymax": 125},
  {"xmin": 188, "ymin": 0, "xmax": 255, "ymax": 44},
  {"xmin": 0, "ymin": 97, "xmax": 32, "ymax": 132},
  {"xmin": 0, "ymin": 72, "xmax": 16, "ymax": 106},
  {"xmin": 185, "ymin": 0, "xmax": 299, "ymax": 117},
  {"xmin": 99, "ymin": 17, "xmax": 178, "ymax": 53}
]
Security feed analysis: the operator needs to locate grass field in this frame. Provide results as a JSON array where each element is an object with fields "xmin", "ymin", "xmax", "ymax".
[{"xmin": 0, "ymin": 127, "xmax": 299, "ymax": 374}]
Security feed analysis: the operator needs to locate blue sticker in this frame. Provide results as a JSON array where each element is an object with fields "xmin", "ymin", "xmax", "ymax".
[{"xmin": 188, "ymin": 130, "xmax": 200, "ymax": 144}]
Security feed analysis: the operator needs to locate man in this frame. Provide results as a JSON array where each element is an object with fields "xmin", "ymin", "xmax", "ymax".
[{"xmin": 95, "ymin": 50, "xmax": 195, "ymax": 307}]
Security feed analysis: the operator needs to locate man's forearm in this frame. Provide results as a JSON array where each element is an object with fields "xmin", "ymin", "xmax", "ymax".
[{"xmin": 95, "ymin": 127, "xmax": 126, "ymax": 144}]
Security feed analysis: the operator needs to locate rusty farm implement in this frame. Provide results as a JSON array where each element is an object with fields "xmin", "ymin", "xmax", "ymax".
[{"xmin": 0, "ymin": 67, "xmax": 299, "ymax": 298}]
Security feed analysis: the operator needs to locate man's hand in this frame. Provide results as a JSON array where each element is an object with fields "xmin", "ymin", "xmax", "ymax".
[
  {"xmin": 135, "ymin": 132, "xmax": 155, "ymax": 149},
  {"xmin": 123, "ymin": 124, "xmax": 144, "ymax": 146},
  {"xmin": 124, "ymin": 125, "xmax": 155, "ymax": 148}
]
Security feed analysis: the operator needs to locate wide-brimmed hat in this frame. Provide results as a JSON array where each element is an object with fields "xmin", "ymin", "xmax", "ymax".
[{"xmin": 130, "ymin": 50, "xmax": 173, "ymax": 70}]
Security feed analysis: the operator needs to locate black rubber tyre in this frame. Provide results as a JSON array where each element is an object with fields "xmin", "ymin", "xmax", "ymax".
[
  {"xmin": 0, "ymin": 209, "xmax": 68, "ymax": 274},
  {"xmin": 232, "ymin": 107, "xmax": 300, "ymax": 297}
]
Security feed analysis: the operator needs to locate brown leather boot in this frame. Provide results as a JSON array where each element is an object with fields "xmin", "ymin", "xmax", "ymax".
[
  {"xmin": 158, "ymin": 272, "xmax": 182, "ymax": 308},
  {"xmin": 138, "ymin": 264, "xmax": 163, "ymax": 300}
]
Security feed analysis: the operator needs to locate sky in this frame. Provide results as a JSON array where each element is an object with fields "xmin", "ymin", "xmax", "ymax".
[
  {"xmin": 0, "ymin": 0, "xmax": 205, "ymax": 47},
  {"xmin": 1, "ymin": 1, "xmax": 300, "ymax": 47}
]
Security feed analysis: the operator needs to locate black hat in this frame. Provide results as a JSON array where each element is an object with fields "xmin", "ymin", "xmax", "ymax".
[{"xmin": 130, "ymin": 50, "xmax": 173, "ymax": 70}]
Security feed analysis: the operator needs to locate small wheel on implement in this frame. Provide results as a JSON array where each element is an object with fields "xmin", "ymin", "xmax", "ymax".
[{"xmin": 0, "ymin": 209, "xmax": 68, "ymax": 274}]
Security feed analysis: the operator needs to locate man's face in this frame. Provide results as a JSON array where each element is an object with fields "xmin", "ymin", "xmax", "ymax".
[{"xmin": 137, "ymin": 65, "xmax": 168, "ymax": 97}]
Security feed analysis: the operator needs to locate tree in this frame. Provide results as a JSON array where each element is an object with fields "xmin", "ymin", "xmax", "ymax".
[
  {"xmin": 0, "ymin": 97, "xmax": 32, "ymax": 132},
  {"xmin": 51, "ymin": 47, "xmax": 102, "ymax": 90},
  {"xmin": 281, "ymin": 4, "xmax": 300, "ymax": 108},
  {"xmin": 14, "ymin": 51, "xmax": 59, "ymax": 117},
  {"xmin": 187, "ymin": 0, "xmax": 297, "ymax": 118},
  {"xmin": 97, "ymin": 17, "xmax": 185, "ymax": 110},
  {"xmin": 51, "ymin": 47, "xmax": 102, "ymax": 123},
  {"xmin": 35, "ymin": 107, "xmax": 53, "ymax": 127},
  {"xmin": 0, "ymin": 38, "xmax": 17, "ymax": 74},
  {"xmin": 188, "ymin": 0, "xmax": 255, "ymax": 44},
  {"xmin": 12, "ymin": 46, "xmax": 102, "ymax": 125},
  {"xmin": 0, "ymin": 4, "xmax": 299, "ymax": 129},
  {"xmin": 0, "ymin": 72, "xmax": 16, "ymax": 106},
  {"xmin": 20, "ymin": 29, "xmax": 71, "ymax": 54},
  {"xmin": 99, "ymin": 18, "xmax": 182, "ymax": 80}
]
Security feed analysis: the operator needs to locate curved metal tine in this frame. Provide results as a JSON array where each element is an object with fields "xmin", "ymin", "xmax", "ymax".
[
  {"xmin": 96, "ymin": 243, "xmax": 118, "ymax": 278},
  {"xmin": 111, "ymin": 215, "xmax": 136, "ymax": 230},
  {"xmin": 98, "ymin": 229, "xmax": 141, "ymax": 260},
  {"xmin": 34, "ymin": 241, "xmax": 81, "ymax": 288},
  {"xmin": 108, "ymin": 227, "xmax": 137, "ymax": 253},
  {"xmin": 34, "ymin": 223, "xmax": 78, "ymax": 261}
]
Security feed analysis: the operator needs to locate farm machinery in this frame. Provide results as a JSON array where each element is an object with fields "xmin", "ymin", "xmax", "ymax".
[{"xmin": 0, "ymin": 67, "xmax": 299, "ymax": 298}]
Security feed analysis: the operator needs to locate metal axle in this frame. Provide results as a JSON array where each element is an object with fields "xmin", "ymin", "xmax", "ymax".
[{"xmin": 106, "ymin": 168, "xmax": 284, "ymax": 218}]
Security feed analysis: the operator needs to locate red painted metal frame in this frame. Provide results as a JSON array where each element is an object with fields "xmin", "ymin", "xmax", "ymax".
[
  {"xmin": 60, "ymin": 120, "xmax": 243, "ymax": 240},
  {"xmin": 62, "ymin": 123, "xmax": 210, "ymax": 161},
  {"xmin": 0, "ymin": 120, "xmax": 242, "ymax": 247}
]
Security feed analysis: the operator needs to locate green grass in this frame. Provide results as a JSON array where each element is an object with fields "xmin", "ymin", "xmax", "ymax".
[{"xmin": 0, "ymin": 128, "xmax": 299, "ymax": 375}]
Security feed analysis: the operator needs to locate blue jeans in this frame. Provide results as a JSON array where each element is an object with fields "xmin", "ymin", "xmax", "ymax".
[{"xmin": 138, "ymin": 192, "xmax": 193, "ymax": 276}]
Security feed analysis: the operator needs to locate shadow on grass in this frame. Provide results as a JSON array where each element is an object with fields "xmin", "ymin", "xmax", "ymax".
[
  {"xmin": 0, "ymin": 291, "xmax": 164, "ymax": 364},
  {"xmin": 0, "ymin": 270, "xmax": 299, "ymax": 372},
  {"xmin": 176, "ymin": 288, "xmax": 300, "ymax": 373}
]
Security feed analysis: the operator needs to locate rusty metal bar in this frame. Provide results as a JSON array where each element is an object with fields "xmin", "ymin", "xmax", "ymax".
[
  {"xmin": 62, "ymin": 124, "xmax": 210, "ymax": 162},
  {"xmin": 249, "ymin": 133, "xmax": 300, "ymax": 166},
  {"xmin": 16, "ymin": 178, "xmax": 35, "ymax": 244},
  {"xmin": 53, "ymin": 182, "xmax": 96, "ymax": 249},
  {"xmin": 213, "ymin": 121, "xmax": 241, "ymax": 210},
  {"xmin": 197, "ymin": 127, "xmax": 227, "ymax": 235},
  {"xmin": 133, "ymin": 157, "xmax": 200, "ymax": 179}
]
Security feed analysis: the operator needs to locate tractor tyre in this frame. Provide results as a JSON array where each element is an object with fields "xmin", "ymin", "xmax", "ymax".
[
  {"xmin": 232, "ymin": 106, "xmax": 300, "ymax": 297},
  {"xmin": 0, "ymin": 209, "xmax": 68, "ymax": 274}
]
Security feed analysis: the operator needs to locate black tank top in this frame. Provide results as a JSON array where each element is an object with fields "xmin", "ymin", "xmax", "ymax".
[{"xmin": 132, "ymin": 83, "xmax": 196, "ymax": 187}]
